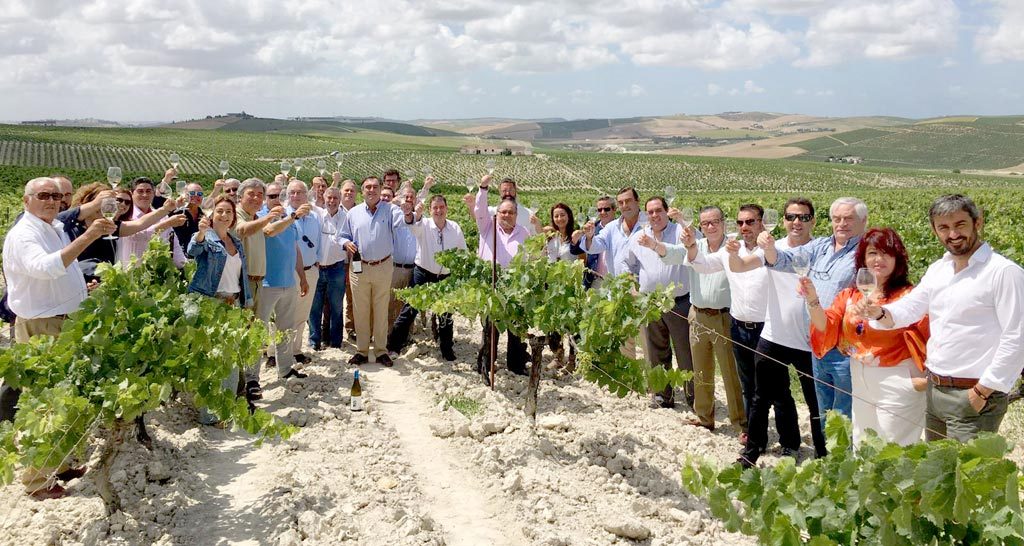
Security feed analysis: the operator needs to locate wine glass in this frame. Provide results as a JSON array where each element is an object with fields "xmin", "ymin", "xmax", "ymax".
[
  {"xmin": 485, "ymin": 158, "xmax": 496, "ymax": 175},
  {"xmin": 679, "ymin": 207, "xmax": 694, "ymax": 228},
  {"xmin": 280, "ymin": 160, "xmax": 292, "ymax": 177},
  {"xmin": 169, "ymin": 153, "xmax": 181, "ymax": 170},
  {"xmin": 175, "ymin": 180, "xmax": 188, "ymax": 212},
  {"xmin": 664, "ymin": 186, "xmax": 677, "ymax": 207},
  {"xmin": 465, "ymin": 176, "xmax": 476, "ymax": 192},
  {"xmin": 422, "ymin": 165, "xmax": 432, "ymax": 177},
  {"xmin": 107, "ymin": 166, "xmax": 122, "ymax": 190},
  {"xmin": 218, "ymin": 160, "xmax": 230, "ymax": 178},
  {"xmin": 331, "ymin": 150, "xmax": 343, "ymax": 170},
  {"xmin": 856, "ymin": 268, "xmax": 877, "ymax": 299},
  {"xmin": 725, "ymin": 230, "xmax": 738, "ymax": 241},
  {"xmin": 293, "ymin": 158, "xmax": 304, "ymax": 178},
  {"xmin": 317, "ymin": 159, "xmax": 327, "ymax": 177},
  {"xmin": 101, "ymin": 198, "xmax": 119, "ymax": 240},
  {"xmin": 588, "ymin": 206, "xmax": 598, "ymax": 222},
  {"xmin": 763, "ymin": 209, "xmax": 779, "ymax": 233},
  {"xmin": 404, "ymin": 169, "xmax": 416, "ymax": 184},
  {"xmin": 529, "ymin": 199, "xmax": 540, "ymax": 215},
  {"xmin": 792, "ymin": 253, "xmax": 810, "ymax": 277}
]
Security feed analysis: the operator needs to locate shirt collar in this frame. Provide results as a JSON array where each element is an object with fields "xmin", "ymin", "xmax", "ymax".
[
  {"xmin": 941, "ymin": 241, "xmax": 992, "ymax": 266},
  {"xmin": 25, "ymin": 211, "xmax": 64, "ymax": 232}
]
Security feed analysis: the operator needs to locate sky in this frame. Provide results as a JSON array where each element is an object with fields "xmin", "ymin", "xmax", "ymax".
[{"xmin": 1, "ymin": 0, "xmax": 1022, "ymax": 122}]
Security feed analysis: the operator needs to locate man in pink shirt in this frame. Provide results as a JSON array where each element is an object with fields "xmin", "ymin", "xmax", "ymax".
[{"xmin": 464, "ymin": 175, "xmax": 530, "ymax": 385}]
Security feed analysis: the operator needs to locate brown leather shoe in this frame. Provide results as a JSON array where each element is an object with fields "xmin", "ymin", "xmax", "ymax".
[
  {"xmin": 684, "ymin": 418, "xmax": 715, "ymax": 431},
  {"xmin": 29, "ymin": 484, "xmax": 67, "ymax": 500},
  {"xmin": 56, "ymin": 466, "xmax": 87, "ymax": 482}
]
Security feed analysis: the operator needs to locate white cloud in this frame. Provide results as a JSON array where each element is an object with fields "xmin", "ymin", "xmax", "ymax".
[
  {"xmin": 619, "ymin": 83, "xmax": 646, "ymax": 97},
  {"xmin": 815, "ymin": 89, "xmax": 835, "ymax": 97},
  {"xmin": 794, "ymin": 87, "xmax": 807, "ymax": 95},
  {"xmin": 569, "ymin": 89, "xmax": 593, "ymax": 103},
  {"xmin": 975, "ymin": 0, "xmax": 1024, "ymax": 63},
  {"xmin": 797, "ymin": 0, "xmax": 958, "ymax": 67},
  {"xmin": 707, "ymin": 83, "xmax": 722, "ymax": 96},
  {"xmin": 509, "ymin": 85, "xmax": 521, "ymax": 94},
  {"xmin": 744, "ymin": 80, "xmax": 765, "ymax": 94}
]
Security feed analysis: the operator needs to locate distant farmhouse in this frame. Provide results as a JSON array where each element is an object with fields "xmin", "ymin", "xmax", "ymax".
[
  {"xmin": 827, "ymin": 155, "xmax": 864, "ymax": 164},
  {"xmin": 460, "ymin": 144, "xmax": 533, "ymax": 156},
  {"xmin": 20, "ymin": 119, "xmax": 57, "ymax": 126}
]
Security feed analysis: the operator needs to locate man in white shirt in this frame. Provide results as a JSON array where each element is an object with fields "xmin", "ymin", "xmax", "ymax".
[
  {"xmin": 486, "ymin": 177, "xmax": 538, "ymax": 235},
  {"xmin": 623, "ymin": 197, "xmax": 694, "ymax": 409},
  {"xmin": 387, "ymin": 194, "xmax": 468, "ymax": 360},
  {"xmin": 863, "ymin": 194, "xmax": 1024, "ymax": 441},
  {"xmin": 1, "ymin": 177, "xmax": 115, "ymax": 499},
  {"xmin": 309, "ymin": 186, "xmax": 347, "ymax": 350}
]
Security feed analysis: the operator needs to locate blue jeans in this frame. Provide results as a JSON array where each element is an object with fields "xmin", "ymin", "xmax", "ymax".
[
  {"xmin": 812, "ymin": 347, "xmax": 852, "ymax": 425},
  {"xmin": 309, "ymin": 262, "xmax": 346, "ymax": 347}
]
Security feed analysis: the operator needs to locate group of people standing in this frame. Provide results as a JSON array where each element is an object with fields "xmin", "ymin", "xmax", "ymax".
[{"xmin": 3, "ymin": 165, "xmax": 1023, "ymax": 497}]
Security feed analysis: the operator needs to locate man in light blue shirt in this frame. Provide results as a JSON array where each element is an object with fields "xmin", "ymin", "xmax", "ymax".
[
  {"xmin": 285, "ymin": 180, "xmax": 322, "ymax": 364},
  {"xmin": 386, "ymin": 185, "xmax": 419, "ymax": 336},
  {"xmin": 341, "ymin": 176, "xmax": 408, "ymax": 367}
]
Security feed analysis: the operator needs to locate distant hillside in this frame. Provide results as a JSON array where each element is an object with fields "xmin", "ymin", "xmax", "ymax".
[
  {"xmin": 165, "ymin": 116, "xmax": 464, "ymax": 138},
  {"xmin": 791, "ymin": 116, "xmax": 1024, "ymax": 170}
]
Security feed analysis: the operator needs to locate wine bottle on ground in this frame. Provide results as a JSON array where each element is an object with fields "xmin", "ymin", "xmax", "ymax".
[
  {"xmin": 351, "ymin": 249, "xmax": 363, "ymax": 274},
  {"xmin": 350, "ymin": 370, "xmax": 363, "ymax": 412}
]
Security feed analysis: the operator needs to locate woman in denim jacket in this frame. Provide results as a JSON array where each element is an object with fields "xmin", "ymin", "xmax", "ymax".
[{"xmin": 187, "ymin": 196, "xmax": 251, "ymax": 425}]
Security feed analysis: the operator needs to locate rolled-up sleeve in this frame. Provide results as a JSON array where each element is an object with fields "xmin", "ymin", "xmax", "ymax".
[{"xmin": 7, "ymin": 238, "xmax": 68, "ymax": 280}]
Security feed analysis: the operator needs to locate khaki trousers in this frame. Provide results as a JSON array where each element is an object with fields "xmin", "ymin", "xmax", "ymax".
[
  {"xmin": 351, "ymin": 258, "xmax": 394, "ymax": 358},
  {"xmin": 13, "ymin": 316, "xmax": 68, "ymax": 493},
  {"xmin": 388, "ymin": 266, "xmax": 413, "ymax": 333},
  {"xmin": 290, "ymin": 268, "xmax": 319, "ymax": 355},
  {"xmin": 689, "ymin": 308, "xmax": 746, "ymax": 429}
]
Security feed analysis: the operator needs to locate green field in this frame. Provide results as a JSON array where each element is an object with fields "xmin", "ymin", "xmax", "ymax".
[{"xmin": 792, "ymin": 117, "xmax": 1024, "ymax": 169}]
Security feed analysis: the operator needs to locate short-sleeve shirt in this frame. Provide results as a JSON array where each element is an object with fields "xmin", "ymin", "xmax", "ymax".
[
  {"xmin": 262, "ymin": 214, "xmax": 299, "ymax": 288},
  {"xmin": 236, "ymin": 208, "xmax": 267, "ymax": 277}
]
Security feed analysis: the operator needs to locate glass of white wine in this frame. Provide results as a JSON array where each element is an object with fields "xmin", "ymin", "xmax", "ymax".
[
  {"xmin": 317, "ymin": 159, "xmax": 327, "ymax": 177},
  {"xmin": 280, "ymin": 160, "xmax": 292, "ymax": 177},
  {"xmin": 101, "ymin": 197, "xmax": 119, "ymax": 240},
  {"xmin": 856, "ymin": 268, "xmax": 877, "ymax": 299},
  {"xmin": 218, "ymin": 160, "xmax": 229, "ymax": 178},
  {"xmin": 664, "ymin": 185, "xmax": 677, "ymax": 207},
  {"xmin": 485, "ymin": 158, "xmax": 496, "ymax": 175},
  {"xmin": 169, "ymin": 153, "xmax": 181, "ymax": 170},
  {"xmin": 465, "ymin": 176, "xmax": 476, "ymax": 192},
  {"xmin": 331, "ymin": 150, "xmax": 343, "ymax": 170},
  {"xmin": 107, "ymin": 166, "xmax": 122, "ymax": 190},
  {"xmin": 176, "ymin": 180, "xmax": 188, "ymax": 212},
  {"xmin": 763, "ymin": 208, "xmax": 779, "ymax": 233},
  {"xmin": 679, "ymin": 207, "xmax": 695, "ymax": 228},
  {"xmin": 792, "ymin": 253, "xmax": 810, "ymax": 277},
  {"xmin": 293, "ymin": 158, "xmax": 304, "ymax": 178},
  {"xmin": 404, "ymin": 169, "xmax": 416, "ymax": 183}
]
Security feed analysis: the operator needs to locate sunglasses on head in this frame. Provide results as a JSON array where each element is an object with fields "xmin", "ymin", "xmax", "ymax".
[
  {"xmin": 784, "ymin": 213, "xmax": 814, "ymax": 222},
  {"xmin": 736, "ymin": 218, "xmax": 759, "ymax": 226},
  {"xmin": 597, "ymin": 206, "xmax": 614, "ymax": 213}
]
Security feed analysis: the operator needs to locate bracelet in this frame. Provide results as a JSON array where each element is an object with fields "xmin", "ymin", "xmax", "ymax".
[
  {"xmin": 806, "ymin": 299, "xmax": 820, "ymax": 308},
  {"xmin": 874, "ymin": 307, "xmax": 887, "ymax": 321},
  {"xmin": 973, "ymin": 386, "xmax": 991, "ymax": 400}
]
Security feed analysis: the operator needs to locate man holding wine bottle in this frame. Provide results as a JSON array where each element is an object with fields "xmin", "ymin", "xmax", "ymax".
[{"xmin": 2, "ymin": 176, "xmax": 117, "ymax": 499}]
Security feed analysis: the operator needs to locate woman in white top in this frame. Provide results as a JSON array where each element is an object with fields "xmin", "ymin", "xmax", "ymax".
[
  {"xmin": 186, "ymin": 196, "xmax": 251, "ymax": 425},
  {"xmin": 543, "ymin": 203, "xmax": 585, "ymax": 368}
]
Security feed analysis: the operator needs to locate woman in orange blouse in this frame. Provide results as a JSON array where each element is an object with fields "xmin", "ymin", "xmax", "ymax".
[{"xmin": 800, "ymin": 228, "xmax": 929, "ymax": 446}]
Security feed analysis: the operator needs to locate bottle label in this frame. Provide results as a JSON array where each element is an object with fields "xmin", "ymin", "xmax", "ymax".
[{"xmin": 350, "ymin": 394, "xmax": 363, "ymax": 411}]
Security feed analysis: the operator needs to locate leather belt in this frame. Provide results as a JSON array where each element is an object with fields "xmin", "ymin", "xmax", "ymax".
[
  {"xmin": 319, "ymin": 261, "xmax": 343, "ymax": 270},
  {"xmin": 394, "ymin": 263, "xmax": 415, "ymax": 269},
  {"xmin": 247, "ymin": 274, "xmax": 264, "ymax": 281},
  {"xmin": 303, "ymin": 265, "xmax": 314, "ymax": 271},
  {"xmin": 693, "ymin": 306, "xmax": 729, "ymax": 316},
  {"xmin": 734, "ymin": 319, "xmax": 762, "ymax": 330},
  {"xmin": 927, "ymin": 371, "xmax": 979, "ymax": 389},
  {"xmin": 364, "ymin": 255, "xmax": 392, "ymax": 266}
]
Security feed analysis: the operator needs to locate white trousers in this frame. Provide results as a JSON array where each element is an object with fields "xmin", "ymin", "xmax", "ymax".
[{"xmin": 851, "ymin": 358, "xmax": 926, "ymax": 446}]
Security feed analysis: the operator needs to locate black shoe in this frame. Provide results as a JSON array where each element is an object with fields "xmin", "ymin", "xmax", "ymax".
[
  {"xmin": 347, "ymin": 331, "xmax": 357, "ymax": 342},
  {"xmin": 441, "ymin": 350, "xmax": 457, "ymax": 362},
  {"xmin": 378, "ymin": 353, "xmax": 394, "ymax": 368},
  {"xmin": 283, "ymin": 368, "xmax": 308, "ymax": 380},
  {"xmin": 349, "ymin": 353, "xmax": 368, "ymax": 366},
  {"xmin": 294, "ymin": 353, "xmax": 310, "ymax": 364},
  {"xmin": 313, "ymin": 342, "xmax": 323, "ymax": 351},
  {"xmin": 56, "ymin": 466, "xmax": 87, "ymax": 482},
  {"xmin": 265, "ymin": 356, "xmax": 276, "ymax": 369},
  {"xmin": 736, "ymin": 447, "xmax": 759, "ymax": 469},
  {"xmin": 245, "ymin": 381, "xmax": 263, "ymax": 401},
  {"xmin": 780, "ymin": 447, "xmax": 799, "ymax": 460}
]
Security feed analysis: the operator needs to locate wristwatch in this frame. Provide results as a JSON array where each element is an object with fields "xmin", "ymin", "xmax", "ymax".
[
  {"xmin": 874, "ymin": 307, "xmax": 887, "ymax": 321},
  {"xmin": 290, "ymin": 212, "xmax": 298, "ymax": 221}
]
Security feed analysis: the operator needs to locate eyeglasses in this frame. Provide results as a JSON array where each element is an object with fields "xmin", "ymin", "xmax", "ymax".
[
  {"xmin": 736, "ymin": 218, "xmax": 759, "ymax": 226},
  {"xmin": 225, "ymin": 188, "xmax": 238, "ymax": 194},
  {"xmin": 699, "ymin": 218, "xmax": 723, "ymax": 228},
  {"xmin": 785, "ymin": 213, "xmax": 814, "ymax": 222},
  {"xmin": 116, "ymin": 198, "xmax": 132, "ymax": 205},
  {"xmin": 31, "ymin": 192, "xmax": 62, "ymax": 201},
  {"xmin": 436, "ymin": 228, "xmax": 445, "ymax": 249},
  {"xmin": 301, "ymin": 235, "xmax": 315, "ymax": 249},
  {"xmin": 188, "ymin": 190, "xmax": 203, "ymax": 197},
  {"xmin": 267, "ymin": 194, "xmax": 280, "ymax": 199},
  {"xmin": 596, "ymin": 206, "xmax": 614, "ymax": 213}
]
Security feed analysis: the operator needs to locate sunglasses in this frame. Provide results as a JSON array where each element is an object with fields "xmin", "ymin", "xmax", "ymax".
[
  {"xmin": 596, "ymin": 206, "xmax": 614, "ymax": 213},
  {"xmin": 735, "ymin": 218, "xmax": 759, "ymax": 226},
  {"xmin": 188, "ymin": 190, "xmax": 204, "ymax": 197},
  {"xmin": 267, "ymin": 194, "xmax": 280, "ymax": 199},
  {"xmin": 301, "ymin": 235, "xmax": 315, "ymax": 249},
  {"xmin": 785, "ymin": 213, "xmax": 814, "ymax": 222},
  {"xmin": 225, "ymin": 188, "xmax": 238, "ymax": 194},
  {"xmin": 116, "ymin": 198, "xmax": 132, "ymax": 205},
  {"xmin": 31, "ymin": 192, "xmax": 63, "ymax": 201}
]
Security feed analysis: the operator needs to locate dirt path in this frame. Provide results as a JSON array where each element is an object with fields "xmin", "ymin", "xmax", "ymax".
[{"xmin": 369, "ymin": 362, "xmax": 525, "ymax": 546}]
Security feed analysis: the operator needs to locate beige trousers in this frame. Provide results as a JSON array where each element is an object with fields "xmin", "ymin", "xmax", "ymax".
[
  {"xmin": 689, "ymin": 308, "xmax": 746, "ymax": 429},
  {"xmin": 351, "ymin": 258, "xmax": 394, "ymax": 358},
  {"xmin": 291, "ymin": 268, "xmax": 319, "ymax": 355}
]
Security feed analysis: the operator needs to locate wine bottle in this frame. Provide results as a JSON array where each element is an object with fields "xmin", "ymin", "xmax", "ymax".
[
  {"xmin": 350, "ymin": 370, "xmax": 363, "ymax": 411},
  {"xmin": 351, "ymin": 249, "xmax": 363, "ymax": 274}
]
